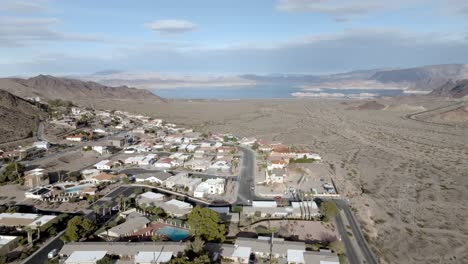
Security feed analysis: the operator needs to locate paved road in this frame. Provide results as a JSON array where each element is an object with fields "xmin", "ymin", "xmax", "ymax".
[
  {"xmin": 23, "ymin": 230, "xmax": 65, "ymax": 264},
  {"xmin": 120, "ymin": 168, "xmax": 236, "ymax": 180},
  {"xmin": 335, "ymin": 212, "xmax": 360, "ymax": 264},
  {"xmin": 336, "ymin": 200, "xmax": 378, "ymax": 264},
  {"xmin": 235, "ymin": 146, "xmax": 260, "ymax": 205}
]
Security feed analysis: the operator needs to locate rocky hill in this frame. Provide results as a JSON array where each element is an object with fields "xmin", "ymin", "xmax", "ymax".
[
  {"xmin": 0, "ymin": 75, "xmax": 164, "ymax": 102},
  {"xmin": 429, "ymin": 79, "xmax": 468, "ymax": 98},
  {"xmin": 0, "ymin": 89, "xmax": 47, "ymax": 144}
]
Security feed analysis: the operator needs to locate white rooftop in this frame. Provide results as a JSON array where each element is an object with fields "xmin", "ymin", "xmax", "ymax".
[
  {"xmin": 165, "ymin": 199, "xmax": 192, "ymax": 209},
  {"xmin": 0, "ymin": 213, "xmax": 38, "ymax": 220},
  {"xmin": 252, "ymin": 201, "xmax": 277, "ymax": 208},
  {"xmin": 0, "ymin": 235, "xmax": 17, "ymax": 246},
  {"xmin": 135, "ymin": 251, "xmax": 173, "ymax": 263},
  {"xmin": 64, "ymin": 250, "xmax": 107, "ymax": 264},
  {"xmin": 140, "ymin": 191, "xmax": 165, "ymax": 200},
  {"xmin": 28, "ymin": 215, "xmax": 57, "ymax": 227},
  {"xmin": 291, "ymin": 201, "xmax": 318, "ymax": 209},
  {"xmin": 232, "ymin": 246, "xmax": 251, "ymax": 258},
  {"xmin": 94, "ymin": 160, "xmax": 110, "ymax": 166},
  {"xmin": 287, "ymin": 249, "xmax": 305, "ymax": 263}
]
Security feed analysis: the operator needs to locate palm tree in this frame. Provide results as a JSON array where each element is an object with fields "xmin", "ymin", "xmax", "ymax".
[
  {"xmin": 105, "ymin": 201, "xmax": 113, "ymax": 216},
  {"xmin": 35, "ymin": 221, "xmax": 41, "ymax": 240},
  {"xmin": 117, "ymin": 195, "xmax": 124, "ymax": 212},
  {"xmin": 25, "ymin": 227, "xmax": 33, "ymax": 246},
  {"xmin": 93, "ymin": 204, "xmax": 101, "ymax": 221}
]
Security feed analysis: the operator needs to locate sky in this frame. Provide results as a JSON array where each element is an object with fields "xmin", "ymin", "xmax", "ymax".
[{"xmin": 1, "ymin": 0, "xmax": 468, "ymax": 76}]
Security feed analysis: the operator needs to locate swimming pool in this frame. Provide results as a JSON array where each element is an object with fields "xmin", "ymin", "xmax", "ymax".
[{"xmin": 156, "ymin": 226, "xmax": 190, "ymax": 241}]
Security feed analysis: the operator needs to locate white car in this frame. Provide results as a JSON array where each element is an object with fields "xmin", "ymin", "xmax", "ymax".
[{"xmin": 48, "ymin": 248, "xmax": 58, "ymax": 259}]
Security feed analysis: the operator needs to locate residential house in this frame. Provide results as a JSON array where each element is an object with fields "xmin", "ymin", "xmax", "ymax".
[
  {"xmin": 133, "ymin": 172, "xmax": 172, "ymax": 184},
  {"xmin": 0, "ymin": 213, "xmax": 56, "ymax": 229},
  {"xmin": 184, "ymin": 158, "xmax": 212, "ymax": 172},
  {"xmin": 266, "ymin": 168, "xmax": 287, "ymax": 184},
  {"xmin": 209, "ymin": 160, "xmax": 231, "ymax": 172},
  {"xmin": 209, "ymin": 237, "xmax": 307, "ymax": 264},
  {"xmin": 164, "ymin": 173, "xmax": 202, "ymax": 192},
  {"xmin": 0, "ymin": 235, "xmax": 21, "ymax": 256},
  {"xmin": 108, "ymin": 137, "xmax": 126, "ymax": 148},
  {"xmin": 154, "ymin": 158, "xmax": 177, "ymax": 169},
  {"xmin": 239, "ymin": 137, "xmax": 257, "ymax": 146},
  {"xmin": 161, "ymin": 199, "xmax": 193, "ymax": 217},
  {"xmin": 92, "ymin": 145, "xmax": 109, "ymax": 155},
  {"xmin": 99, "ymin": 216, "xmax": 150, "ymax": 239},
  {"xmin": 136, "ymin": 192, "xmax": 166, "ymax": 206},
  {"xmin": 88, "ymin": 173, "xmax": 127, "ymax": 184},
  {"xmin": 66, "ymin": 135, "xmax": 85, "ymax": 142},
  {"xmin": 24, "ymin": 168, "xmax": 49, "ymax": 188},
  {"xmin": 32, "ymin": 141, "xmax": 50, "ymax": 150},
  {"xmin": 94, "ymin": 160, "xmax": 112, "ymax": 170},
  {"xmin": 193, "ymin": 178, "xmax": 225, "ymax": 198}
]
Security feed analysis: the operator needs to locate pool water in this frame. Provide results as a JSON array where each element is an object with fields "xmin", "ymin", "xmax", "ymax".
[
  {"xmin": 157, "ymin": 226, "xmax": 190, "ymax": 241},
  {"xmin": 64, "ymin": 185, "xmax": 91, "ymax": 193}
]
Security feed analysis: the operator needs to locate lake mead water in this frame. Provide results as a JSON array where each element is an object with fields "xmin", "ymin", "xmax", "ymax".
[{"xmin": 152, "ymin": 85, "xmax": 405, "ymax": 99}]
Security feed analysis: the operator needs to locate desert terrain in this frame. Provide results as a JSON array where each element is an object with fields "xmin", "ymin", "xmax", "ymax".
[{"xmin": 77, "ymin": 95, "xmax": 468, "ymax": 264}]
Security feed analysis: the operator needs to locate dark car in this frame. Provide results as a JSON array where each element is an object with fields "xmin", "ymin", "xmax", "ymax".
[{"xmin": 249, "ymin": 253, "xmax": 256, "ymax": 264}]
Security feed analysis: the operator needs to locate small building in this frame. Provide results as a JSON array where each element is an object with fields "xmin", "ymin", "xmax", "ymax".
[
  {"xmin": 94, "ymin": 160, "xmax": 112, "ymax": 170},
  {"xmin": 136, "ymin": 192, "xmax": 166, "ymax": 206},
  {"xmin": 209, "ymin": 160, "xmax": 231, "ymax": 172},
  {"xmin": 108, "ymin": 137, "xmax": 126, "ymax": 148},
  {"xmin": 0, "ymin": 213, "xmax": 56, "ymax": 229},
  {"xmin": 64, "ymin": 251, "xmax": 108, "ymax": 264},
  {"xmin": 266, "ymin": 168, "xmax": 287, "ymax": 184},
  {"xmin": 32, "ymin": 141, "xmax": 50, "ymax": 150},
  {"xmin": 100, "ymin": 216, "xmax": 150, "ymax": 239},
  {"xmin": 0, "ymin": 235, "xmax": 20, "ymax": 256},
  {"xmin": 133, "ymin": 172, "xmax": 172, "ymax": 184},
  {"xmin": 92, "ymin": 145, "xmax": 109, "ymax": 155},
  {"xmin": 164, "ymin": 173, "xmax": 202, "ymax": 192},
  {"xmin": 193, "ymin": 178, "xmax": 225, "ymax": 198},
  {"xmin": 162, "ymin": 199, "xmax": 193, "ymax": 217},
  {"xmin": 24, "ymin": 168, "xmax": 49, "ymax": 188},
  {"xmin": 66, "ymin": 135, "xmax": 85, "ymax": 142}
]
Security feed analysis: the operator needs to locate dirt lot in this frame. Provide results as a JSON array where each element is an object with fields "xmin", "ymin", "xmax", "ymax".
[
  {"xmin": 249, "ymin": 220, "xmax": 338, "ymax": 242},
  {"xmin": 81, "ymin": 97, "xmax": 468, "ymax": 264}
]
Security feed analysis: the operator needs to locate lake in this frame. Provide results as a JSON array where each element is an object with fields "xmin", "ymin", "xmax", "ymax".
[{"xmin": 152, "ymin": 85, "xmax": 405, "ymax": 99}]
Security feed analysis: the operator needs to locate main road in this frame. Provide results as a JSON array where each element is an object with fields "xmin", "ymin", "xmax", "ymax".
[
  {"xmin": 336, "ymin": 199, "xmax": 379, "ymax": 264},
  {"xmin": 236, "ymin": 145, "xmax": 265, "ymax": 205}
]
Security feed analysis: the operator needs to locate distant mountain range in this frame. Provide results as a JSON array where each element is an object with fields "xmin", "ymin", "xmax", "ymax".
[
  {"xmin": 0, "ymin": 89, "xmax": 47, "ymax": 144},
  {"xmin": 0, "ymin": 75, "xmax": 164, "ymax": 102}
]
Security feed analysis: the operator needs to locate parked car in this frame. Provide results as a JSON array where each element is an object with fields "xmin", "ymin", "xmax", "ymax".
[{"xmin": 48, "ymin": 248, "xmax": 58, "ymax": 259}]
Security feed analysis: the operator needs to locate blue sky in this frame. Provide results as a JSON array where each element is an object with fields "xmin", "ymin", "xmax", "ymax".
[{"xmin": 1, "ymin": 0, "xmax": 468, "ymax": 76}]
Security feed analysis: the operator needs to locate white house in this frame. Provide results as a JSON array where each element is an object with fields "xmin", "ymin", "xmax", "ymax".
[
  {"xmin": 66, "ymin": 135, "xmax": 85, "ymax": 142},
  {"xmin": 92, "ymin": 145, "xmax": 108, "ymax": 155},
  {"xmin": 193, "ymin": 178, "xmax": 225, "ymax": 198},
  {"xmin": 266, "ymin": 168, "xmax": 287, "ymax": 184},
  {"xmin": 164, "ymin": 173, "xmax": 202, "ymax": 191},
  {"xmin": 32, "ymin": 141, "xmax": 50, "ymax": 150},
  {"xmin": 239, "ymin": 137, "xmax": 257, "ymax": 146},
  {"xmin": 209, "ymin": 160, "xmax": 231, "ymax": 171},
  {"xmin": 154, "ymin": 158, "xmax": 177, "ymax": 169},
  {"xmin": 94, "ymin": 159, "xmax": 112, "ymax": 170}
]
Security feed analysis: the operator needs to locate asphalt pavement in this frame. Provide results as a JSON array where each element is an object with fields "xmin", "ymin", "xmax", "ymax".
[
  {"xmin": 236, "ymin": 146, "xmax": 259, "ymax": 205},
  {"xmin": 335, "ymin": 212, "xmax": 360, "ymax": 264},
  {"xmin": 336, "ymin": 200, "xmax": 378, "ymax": 264}
]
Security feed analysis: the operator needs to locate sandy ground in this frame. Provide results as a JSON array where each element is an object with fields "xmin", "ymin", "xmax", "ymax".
[
  {"xmin": 79, "ymin": 96, "xmax": 468, "ymax": 264},
  {"xmin": 249, "ymin": 220, "xmax": 338, "ymax": 242}
]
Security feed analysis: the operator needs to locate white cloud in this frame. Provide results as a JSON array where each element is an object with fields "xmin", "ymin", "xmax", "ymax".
[
  {"xmin": 145, "ymin": 19, "xmax": 197, "ymax": 34},
  {"xmin": 0, "ymin": 16, "xmax": 117, "ymax": 46},
  {"xmin": 0, "ymin": 0, "xmax": 49, "ymax": 13}
]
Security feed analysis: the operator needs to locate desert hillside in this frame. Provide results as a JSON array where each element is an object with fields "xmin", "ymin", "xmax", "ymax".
[
  {"xmin": 0, "ymin": 75, "xmax": 165, "ymax": 102},
  {"xmin": 0, "ymin": 89, "xmax": 47, "ymax": 144}
]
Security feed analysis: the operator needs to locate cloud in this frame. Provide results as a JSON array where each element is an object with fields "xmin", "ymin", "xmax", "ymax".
[
  {"xmin": 145, "ymin": 19, "xmax": 197, "ymax": 34},
  {"xmin": 0, "ymin": 16, "xmax": 116, "ymax": 46},
  {"xmin": 6, "ymin": 27, "xmax": 468, "ymax": 76},
  {"xmin": 0, "ymin": 0, "xmax": 49, "ymax": 13},
  {"xmin": 276, "ymin": 0, "xmax": 384, "ymax": 15}
]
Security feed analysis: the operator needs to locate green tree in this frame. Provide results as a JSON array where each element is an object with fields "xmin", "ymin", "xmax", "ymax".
[
  {"xmin": 96, "ymin": 255, "xmax": 112, "ymax": 264},
  {"xmin": 187, "ymin": 207, "xmax": 225, "ymax": 242},
  {"xmin": 320, "ymin": 201, "xmax": 339, "ymax": 222}
]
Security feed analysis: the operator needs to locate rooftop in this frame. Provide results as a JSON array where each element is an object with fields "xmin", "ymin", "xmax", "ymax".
[{"xmin": 64, "ymin": 251, "xmax": 107, "ymax": 264}]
